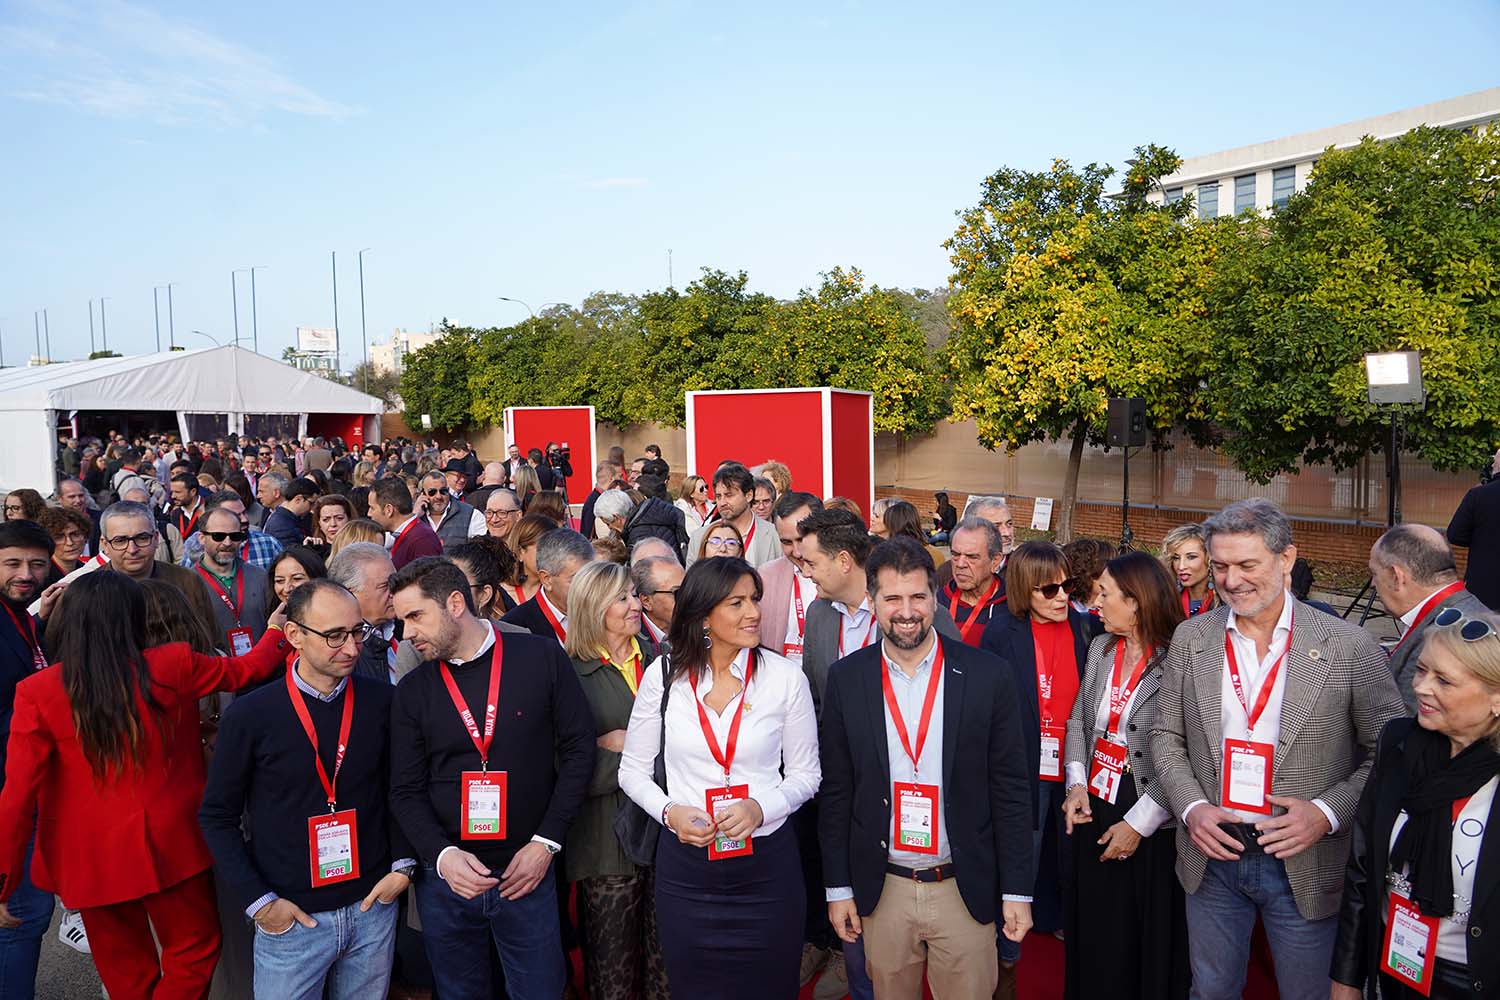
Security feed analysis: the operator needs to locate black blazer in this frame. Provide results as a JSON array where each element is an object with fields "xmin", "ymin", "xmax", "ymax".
[
  {"xmin": 979, "ymin": 608, "xmax": 1097, "ymax": 824},
  {"xmin": 501, "ymin": 596, "xmax": 559, "ymax": 641},
  {"xmin": 818, "ymin": 635, "xmax": 1033, "ymax": 925},
  {"xmin": 1332, "ymin": 718, "xmax": 1500, "ymax": 997},
  {"xmin": 1449, "ymin": 479, "xmax": 1500, "ymax": 610}
]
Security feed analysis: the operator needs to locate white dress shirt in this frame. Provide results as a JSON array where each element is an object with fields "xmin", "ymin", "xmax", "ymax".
[
  {"xmin": 1064, "ymin": 660, "xmax": 1173, "ymax": 838},
  {"xmin": 539, "ymin": 589, "xmax": 569, "ymax": 640},
  {"xmin": 782, "ymin": 571, "xmax": 816, "ymax": 663},
  {"xmin": 619, "ymin": 646, "xmax": 820, "ymax": 839},
  {"xmin": 1397, "ymin": 585, "xmax": 1452, "ymax": 636},
  {"xmin": 1182, "ymin": 592, "xmax": 1338, "ymax": 830},
  {"xmin": 427, "ymin": 500, "xmax": 485, "ymax": 540},
  {"xmin": 385, "ymin": 513, "xmax": 421, "ymax": 549},
  {"xmin": 830, "ymin": 598, "xmax": 878, "ymax": 658},
  {"xmin": 1390, "ymin": 775, "xmax": 1496, "ymax": 962}
]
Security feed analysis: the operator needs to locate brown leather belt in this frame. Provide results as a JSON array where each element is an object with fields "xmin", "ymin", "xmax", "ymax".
[{"xmin": 886, "ymin": 862, "xmax": 955, "ymax": 883}]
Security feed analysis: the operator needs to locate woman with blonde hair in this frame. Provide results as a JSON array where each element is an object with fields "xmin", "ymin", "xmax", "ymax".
[
  {"xmin": 675, "ymin": 476, "xmax": 712, "ymax": 533},
  {"xmin": 563, "ymin": 561, "xmax": 668, "ymax": 1000},
  {"xmin": 1333, "ymin": 609, "xmax": 1500, "ymax": 998},
  {"xmin": 755, "ymin": 460, "xmax": 792, "ymax": 500},
  {"xmin": 327, "ymin": 517, "xmax": 385, "ymax": 558},
  {"xmin": 1161, "ymin": 523, "xmax": 1216, "ymax": 618},
  {"xmin": 513, "ymin": 464, "xmax": 542, "ymax": 511}
]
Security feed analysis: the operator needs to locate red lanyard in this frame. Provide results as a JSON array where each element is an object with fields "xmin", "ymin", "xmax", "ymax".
[
  {"xmin": 694, "ymin": 649, "xmax": 756, "ymax": 782},
  {"xmin": 1224, "ymin": 613, "xmax": 1294, "ymax": 731},
  {"xmin": 438, "ymin": 626, "xmax": 504, "ymax": 770},
  {"xmin": 1103, "ymin": 642, "xmax": 1152, "ymax": 740},
  {"xmin": 948, "ymin": 577, "xmax": 1002, "ymax": 645},
  {"xmin": 196, "ymin": 564, "xmax": 245, "ymax": 624},
  {"xmin": 1453, "ymin": 795, "xmax": 1476, "ymax": 823},
  {"xmin": 285, "ymin": 661, "xmax": 356, "ymax": 811},
  {"xmin": 792, "ymin": 576, "xmax": 809, "ymax": 640},
  {"xmin": 602, "ymin": 642, "xmax": 644, "ymax": 688},
  {"xmin": 838, "ymin": 611, "xmax": 877, "ymax": 657},
  {"xmin": 742, "ymin": 519, "xmax": 755, "ymax": 551},
  {"xmin": 1181, "ymin": 589, "xmax": 1213, "ymax": 618},
  {"xmin": 391, "ymin": 517, "xmax": 421, "ymax": 553},
  {"xmin": 178, "ymin": 505, "xmax": 200, "ymax": 536},
  {"xmin": 509, "ymin": 584, "xmax": 525, "ymax": 606},
  {"xmin": 881, "ymin": 641, "xmax": 945, "ymax": 773},
  {"xmin": 1392, "ymin": 582, "xmax": 1467, "ymax": 654},
  {"xmin": 537, "ymin": 594, "xmax": 567, "ymax": 643},
  {"xmin": 1, "ymin": 601, "xmax": 45, "ymax": 669}
]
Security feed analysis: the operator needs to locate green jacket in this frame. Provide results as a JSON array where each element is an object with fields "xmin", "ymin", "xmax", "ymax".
[{"xmin": 567, "ymin": 646, "xmax": 657, "ymax": 880}]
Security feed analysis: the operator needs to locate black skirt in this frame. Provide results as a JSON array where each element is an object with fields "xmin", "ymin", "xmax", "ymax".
[
  {"xmin": 1064, "ymin": 774, "xmax": 1190, "ymax": 1000},
  {"xmin": 654, "ymin": 822, "xmax": 804, "ymax": 998}
]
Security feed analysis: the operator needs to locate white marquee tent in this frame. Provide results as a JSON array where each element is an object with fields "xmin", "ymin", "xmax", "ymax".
[{"xmin": 0, "ymin": 345, "xmax": 384, "ymax": 490}]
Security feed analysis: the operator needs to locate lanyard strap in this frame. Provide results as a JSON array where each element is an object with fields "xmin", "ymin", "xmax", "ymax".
[
  {"xmin": 1453, "ymin": 795, "xmax": 1476, "ymax": 824},
  {"xmin": 1392, "ymin": 582, "xmax": 1467, "ymax": 654},
  {"xmin": 178, "ymin": 505, "xmax": 200, "ymax": 536},
  {"xmin": 1103, "ymin": 642, "xmax": 1152, "ymax": 740},
  {"xmin": 694, "ymin": 648, "xmax": 756, "ymax": 781},
  {"xmin": 284, "ymin": 661, "xmax": 356, "ymax": 811},
  {"xmin": 880, "ymin": 641, "xmax": 945, "ymax": 773},
  {"xmin": 948, "ymin": 577, "xmax": 1002, "ymax": 644},
  {"xmin": 537, "ymin": 595, "xmax": 567, "ymax": 643},
  {"xmin": 1033, "ymin": 624, "xmax": 1074, "ymax": 726},
  {"xmin": 1224, "ymin": 613, "xmax": 1294, "ymax": 731},
  {"xmin": 838, "ymin": 612, "xmax": 877, "ymax": 657},
  {"xmin": 601, "ymin": 640, "xmax": 644, "ymax": 690},
  {"xmin": 1181, "ymin": 588, "xmax": 1212, "ymax": 618},
  {"xmin": 742, "ymin": 519, "xmax": 755, "ymax": 551},
  {"xmin": 792, "ymin": 576, "xmax": 808, "ymax": 640},
  {"xmin": 438, "ymin": 626, "xmax": 504, "ymax": 769},
  {"xmin": 391, "ymin": 517, "xmax": 420, "ymax": 553},
  {"xmin": 196, "ymin": 564, "xmax": 244, "ymax": 623},
  {"xmin": 1, "ymin": 600, "xmax": 44, "ymax": 667}
]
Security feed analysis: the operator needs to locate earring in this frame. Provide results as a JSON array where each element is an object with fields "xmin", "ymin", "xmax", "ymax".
[{"xmin": 702, "ymin": 626, "xmax": 712, "ymax": 649}]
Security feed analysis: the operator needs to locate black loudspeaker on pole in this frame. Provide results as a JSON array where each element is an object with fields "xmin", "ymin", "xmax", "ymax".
[{"xmin": 1107, "ymin": 398, "xmax": 1147, "ymax": 549}]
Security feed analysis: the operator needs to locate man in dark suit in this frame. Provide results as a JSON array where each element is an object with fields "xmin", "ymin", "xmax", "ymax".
[
  {"xmin": 263, "ymin": 478, "xmax": 316, "ymax": 550},
  {"xmin": 501, "ymin": 529, "xmax": 595, "ymax": 643},
  {"xmin": 820, "ymin": 537, "xmax": 1033, "ymax": 998},
  {"xmin": 1447, "ymin": 468, "xmax": 1500, "ymax": 609},
  {"xmin": 1370, "ymin": 522, "xmax": 1490, "ymax": 711}
]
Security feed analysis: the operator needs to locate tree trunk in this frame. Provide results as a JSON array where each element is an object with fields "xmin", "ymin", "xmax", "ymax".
[{"xmin": 1055, "ymin": 420, "xmax": 1088, "ymax": 544}]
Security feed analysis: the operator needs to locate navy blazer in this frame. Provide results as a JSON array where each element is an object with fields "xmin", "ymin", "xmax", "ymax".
[
  {"xmin": 0, "ymin": 602, "xmax": 45, "ymax": 790},
  {"xmin": 979, "ymin": 607, "xmax": 1098, "ymax": 825},
  {"xmin": 501, "ymin": 596, "xmax": 560, "ymax": 642},
  {"xmin": 818, "ymin": 634, "xmax": 1033, "ymax": 924}
]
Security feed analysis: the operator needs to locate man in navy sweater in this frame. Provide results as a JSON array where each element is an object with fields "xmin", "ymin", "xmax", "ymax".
[
  {"xmin": 200, "ymin": 578, "xmax": 416, "ymax": 999},
  {"xmin": 388, "ymin": 556, "xmax": 594, "ymax": 1000}
]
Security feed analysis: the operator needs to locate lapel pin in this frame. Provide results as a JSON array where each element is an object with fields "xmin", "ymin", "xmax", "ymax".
[{"xmin": 1308, "ymin": 649, "xmax": 1321, "ymax": 661}]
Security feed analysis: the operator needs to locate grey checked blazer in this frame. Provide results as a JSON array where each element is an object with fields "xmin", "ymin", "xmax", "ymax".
[
  {"xmin": 1064, "ymin": 634, "xmax": 1173, "ymax": 824},
  {"xmin": 1387, "ymin": 586, "xmax": 1489, "ymax": 714},
  {"xmin": 1148, "ymin": 600, "xmax": 1405, "ymax": 921}
]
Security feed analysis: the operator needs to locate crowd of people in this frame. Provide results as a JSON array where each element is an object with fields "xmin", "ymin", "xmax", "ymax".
[{"xmin": 0, "ymin": 428, "xmax": 1497, "ymax": 1000}]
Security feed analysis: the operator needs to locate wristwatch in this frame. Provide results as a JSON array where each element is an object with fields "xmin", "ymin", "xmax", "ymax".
[
  {"xmin": 393, "ymin": 861, "xmax": 418, "ymax": 880},
  {"xmin": 535, "ymin": 839, "xmax": 561, "ymax": 857}
]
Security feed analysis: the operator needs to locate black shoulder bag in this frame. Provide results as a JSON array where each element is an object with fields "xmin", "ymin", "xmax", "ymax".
[{"xmin": 613, "ymin": 655, "xmax": 673, "ymax": 866}]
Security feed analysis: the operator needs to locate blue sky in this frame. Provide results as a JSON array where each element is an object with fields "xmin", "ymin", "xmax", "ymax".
[{"xmin": 0, "ymin": 0, "xmax": 1495, "ymax": 366}]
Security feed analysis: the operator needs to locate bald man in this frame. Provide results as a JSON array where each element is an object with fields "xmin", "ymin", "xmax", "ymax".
[{"xmin": 1369, "ymin": 523, "xmax": 1489, "ymax": 711}]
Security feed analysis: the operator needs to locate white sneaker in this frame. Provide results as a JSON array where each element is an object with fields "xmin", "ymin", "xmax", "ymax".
[{"xmin": 58, "ymin": 908, "xmax": 90, "ymax": 954}]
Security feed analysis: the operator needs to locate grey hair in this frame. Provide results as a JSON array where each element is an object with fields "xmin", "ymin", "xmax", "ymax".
[
  {"xmin": 536, "ymin": 528, "xmax": 595, "ymax": 575},
  {"xmin": 630, "ymin": 555, "xmax": 675, "ymax": 597},
  {"xmin": 1202, "ymin": 498, "xmax": 1293, "ymax": 555},
  {"xmin": 951, "ymin": 515, "xmax": 1003, "ymax": 558},
  {"xmin": 1372, "ymin": 524, "xmax": 1458, "ymax": 585},
  {"xmin": 630, "ymin": 537, "xmax": 679, "ymax": 566},
  {"xmin": 327, "ymin": 541, "xmax": 395, "ymax": 591},
  {"xmin": 259, "ymin": 471, "xmax": 289, "ymax": 496},
  {"xmin": 594, "ymin": 488, "xmax": 635, "ymax": 524},
  {"xmin": 485, "ymin": 488, "xmax": 520, "ymax": 510},
  {"xmin": 967, "ymin": 495, "xmax": 1011, "ymax": 517},
  {"xmin": 100, "ymin": 500, "xmax": 156, "ymax": 536},
  {"xmin": 870, "ymin": 497, "xmax": 894, "ymax": 520}
]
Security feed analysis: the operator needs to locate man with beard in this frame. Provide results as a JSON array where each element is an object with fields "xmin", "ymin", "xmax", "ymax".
[
  {"xmin": 196, "ymin": 506, "xmax": 273, "ymax": 654},
  {"xmin": 819, "ymin": 536, "xmax": 1034, "ymax": 999},
  {"xmin": 387, "ymin": 557, "xmax": 593, "ymax": 1000},
  {"xmin": 0, "ymin": 520, "xmax": 69, "ymax": 997},
  {"xmin": 684, "ymin": 463, "xmax": 780, "ymax": 568}
]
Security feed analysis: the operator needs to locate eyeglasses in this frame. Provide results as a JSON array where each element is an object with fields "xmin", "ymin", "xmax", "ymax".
[
  {"xmin": 3, "ymin": 504, "xmax": 23, "ymax": 513},
  {"xmin": 706, "ymin": 538, "xmax": 743, "ymax": 550},
  {"xmin": 1433, "ymin": 607, "xmax": 1498, "ymax": 642},
  {"xmin": 57, "ymin": 531, "xmax": 87, "ymax": 544},
  {"xmin": 205, "ymin": 531, "xmax": 248, "ymax": 543},
  {"xmin": 1034, "ymin": 578, "xmax": 1077, "ymax": 600},
  {"xmin": 485, "ymin": 508, "xmax": 520, "ymax": 518},
  {"xmin": 290, "ymin": 620, "xmax": 374, "ymax": 648},
  {"xmin": 105, "ymin": 532, "xmax": 157, "ymax": 549}
]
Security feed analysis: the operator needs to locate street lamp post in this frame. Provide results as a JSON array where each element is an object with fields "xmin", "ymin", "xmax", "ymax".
[
  {"xmin": 99, "ymin": 297, "xmax": 109, "ymax": 351},
  {"xmin": 191, "ymin": 329, "xmax": 220, "ymax": 347},
  {"xmin": 42, "ymin": 309, "xmax": 50, "ymax": 362},
  {"xmin": 89, "ymin": 299, "xmax": 96, "ymax": 355},
  {"xmin": 231, "ymin": 271, "xmax": 241, "ymax": 347},
  {"xmin": 250, "ymin": 266, "xmax": 266, "ymax": 353},
  {"xmin": 331, "ymin": 251, "xmax": 340, "ymax": 374},
  {"xmin": 358, "ymin": 248, "xmax": 370, "ymax": 392},
  {"xmin": 167, "ymin": 283, "xmax": 176, "ymax": 348},
  {"xmin": 33, "ymin": 312, "xmax": 41, "ymax": 364},
  {"xmin": 153, "ymin": 288, "xmax": 161, "ymax": 351}
]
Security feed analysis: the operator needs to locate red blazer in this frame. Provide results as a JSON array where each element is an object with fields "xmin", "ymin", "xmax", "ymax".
[
  {"xmin": 0, "ymin": 629, "xmax": 289, "ymax": 909},
  {"xmin": 391, "ymin": 518, "xmax": 443, "ymax": 569}
]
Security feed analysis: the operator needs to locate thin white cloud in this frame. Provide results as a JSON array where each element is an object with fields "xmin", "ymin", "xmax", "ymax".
[
  {"xmin": 0, "ymin": 0, "xmax": 354, "ymax": 125},
  {"xmin": 586, "ymin": 177, "xmax": 650, "ymax": 189}
]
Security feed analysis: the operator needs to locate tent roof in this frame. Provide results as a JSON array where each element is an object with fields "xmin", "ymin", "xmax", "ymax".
[{"xmin": 0, "ymin": 345, "xmax": 384, "ymax": 414}]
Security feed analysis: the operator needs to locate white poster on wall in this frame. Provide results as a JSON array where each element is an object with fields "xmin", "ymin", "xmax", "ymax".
[{"xmin": 1031, "ymin": 497, "xmax": 1055, "ymax": 531}]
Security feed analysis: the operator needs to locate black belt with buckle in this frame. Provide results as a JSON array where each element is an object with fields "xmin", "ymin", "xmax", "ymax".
[
  {"xmin": 1221, "ymin": 822, "xmax": 1266, "ymax": 856},
  {"xmin": 886, "ymin": 862, "xmax": 955, "ymax": 883}
]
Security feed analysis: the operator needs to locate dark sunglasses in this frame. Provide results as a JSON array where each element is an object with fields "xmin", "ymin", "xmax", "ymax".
[
  {"xmin": 1034, "ymin": 578, "xmax": 1077, "ymax": 600},
  {"xmin": 423, "ymin": 488, "xmax": 447, "ymax": 497},
  {"xmin": 205, "ymin": 530, "xmax": 248, "ymax": 542},
  {"xmin": 1433, "ymin": 607, "xmax": 1497, "ymax": 642}
]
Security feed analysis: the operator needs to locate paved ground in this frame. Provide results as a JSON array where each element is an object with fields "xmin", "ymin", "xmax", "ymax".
[{"xmin": 36, "ymin": 905, "xmax": 102, "ymax": 1000}]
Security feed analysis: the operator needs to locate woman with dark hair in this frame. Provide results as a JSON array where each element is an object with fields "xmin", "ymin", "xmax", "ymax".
[
  {"xmin": 928, "ymin": 490, "xmax": 958, "ymax": 544},
  {"xmin": 0, "ymin": 571, "xmax": 289, "ymax": 1000},
  {"xmin": 310, "ymin": 493, "xmax": 354, "ymax": 554},
  {"xmin": 507, "ymin": 513, "xmax": 559, "ymax": 606},
  {"xmin": 141, "ymin": 579, "xmax": 217, "ymax": 655},
  {"xmin": 4, "ymin": 488, "xmax": 45, "ymax": 522},
  {"xmin": 1062, "ymin": 538, "xmax": 1116, "ymax": 615},
  {"xmin": 267, "ymin": 545, "xmax": 327, "ymax": 606},
  {"xmin": 36, "ymin": 505, "xmax": 94, "ymax": 586},
  {"xmin": 448, "ymin": 539, "xmax": 511, "ymax": 619},
  {"xmin": 1060, "ymin": 551, "xmax": 1189, "ymax": 999},
  {"xmin": 882, "ymin": 499, "xmax": 949, "ymax": 569},
  {"xmin": 528, "ymin": 489, "xmax": 569, "ymax": 525},
  {"xmin": 619, "ymin": 557, "xmax": 820, "ymax": 999}
]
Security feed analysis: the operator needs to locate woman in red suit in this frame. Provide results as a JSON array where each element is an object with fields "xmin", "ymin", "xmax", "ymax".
[{"xmin": 0, "ymin": 571, "xmax": 289, "ymax": 1000}]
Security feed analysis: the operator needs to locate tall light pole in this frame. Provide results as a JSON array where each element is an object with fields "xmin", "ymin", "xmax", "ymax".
[
  {"xmin": 497, "ymin": 295, "xmax": 536, "ymax": 318},
  {"xmin": 250, "ymin": 266, "xmax": 266, "ymax": 353},
  {"xmin": 357, "ymin": 248, "xmax": 370, "ymax": 392},
  {"xmin": 166, "ymin": 283, "xmax": 176, "ymax": 348},
  {"xmin": 331, "ymin": 251, "xmax": 340, "ymax": 374},
  {"xmin": 42, "ymin": 309, "xmax": 50, "ymax": 362},
  {"xmin": 33, "ymin": 312, "xmax": 41, "ymax": 363},
  {"xmin": 99, "ymin": 297, "xmax": 109, "ymax": 351},
  {"xmin": 231, "ymin": 270, "xmax": 242, "ymax": 347},
  {"xmin": 153, "ymin": 287, "xmax": 162, "ymax": 351},
  {"xmin": 88, "ymin": 299, "xmax": 97, "ymax": 355}
]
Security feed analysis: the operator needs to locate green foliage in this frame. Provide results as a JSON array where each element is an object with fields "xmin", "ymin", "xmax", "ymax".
[
  {"xmin": 88, "ymin": 350, "xmax": 122, "ymax": 360},
  {"xmin": 398, "ymin": 322, "xmax": 475, "ymax": 431},
  {"xmin": 337, "ymin": 362, "xmax": 401, "ymax": 409},
  {"xmin": 1204, "ymin": 126, "xmax": 1500, "ymax": 480}
]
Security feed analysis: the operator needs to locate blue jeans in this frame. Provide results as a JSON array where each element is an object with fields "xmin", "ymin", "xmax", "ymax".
[
  {"xmin": 415, "ymin": 864, "xmax": 564, "ymax": 1000},
  {"xmin": 252, "ymin": 896, "xmax": 398, "ymax": 1000},
  {"xmin": 0, "ymin": 828, "xmax": 54, "ymax": 1000},
  {"xmin": 844, "ymin": 932, "xmax": 875, "ymax": 1000},
  {"xmin": 1184, "ymin": 854, "xmax": 1337, "ymax": 1000}
]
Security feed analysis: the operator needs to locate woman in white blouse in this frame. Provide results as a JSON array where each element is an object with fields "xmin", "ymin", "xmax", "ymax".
[
  {"xmin": 619, "ymin": 555, "xmax": 820, "ymax": 998},
  {"xmin": 673, "ymin": 475, "xmax": 712, "ymax": 534},
  {"xmin": 1059, "ymin": 551, "xmax": 1189, "ymax": 1000}
]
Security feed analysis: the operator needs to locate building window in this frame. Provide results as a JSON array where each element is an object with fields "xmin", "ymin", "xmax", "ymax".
[
  {"xmin": 1165, "ymin": 187, "xmax": 1183, "ymax": 205},
  {"xmin": 1272, "ymin": 166, "xmax": 1296, "ymax": 208},
  {"xmin": 1234, "ymin": 173, "xmax": 1256, "ymax": 214},
  {"xmin": 1198, "ymin": 181, "xmax": 1219, "ymax": 219}
]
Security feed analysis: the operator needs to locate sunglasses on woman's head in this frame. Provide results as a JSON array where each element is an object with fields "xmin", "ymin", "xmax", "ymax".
[
  {"xmin": 1034, "ymin": 578, "xmax": 1077, "ymax": 600},
  {"xmin": 1433, "ymin": 607, "xmax": 1498, "ymax": 642}
]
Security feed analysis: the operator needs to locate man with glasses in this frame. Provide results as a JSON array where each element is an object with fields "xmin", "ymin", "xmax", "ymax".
[
  {"xmin": 265, "ymin": 478, "xmax": 318, "ymax": 550},
  {"xmin": 328, "ymin": 542, "xmax": 403, "ymax": 685},
  {"xmin": 179, "ymin": 492, "xmax": 284, "ymax": 573},
  {"xmin": 629, "ymin": 555, "xmax": 683, "ymax": 650},
  {"xmin": 55, "ymin": 477, "xmax": 102, "ymax": 556},
  {"xmin": 483, "ymin": 490, "xmax": 523, "ymax": 546},
  {"xmin": 200, "ymin": 578, "xmax": 415, "ymax": 1000},
  {"xmin": 197, "ymin": 507, "xmax": 274, "ymax": 654},
  {"xmin": 420, "ymin": 471, "xmax": 483, "ymax": 552}
]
